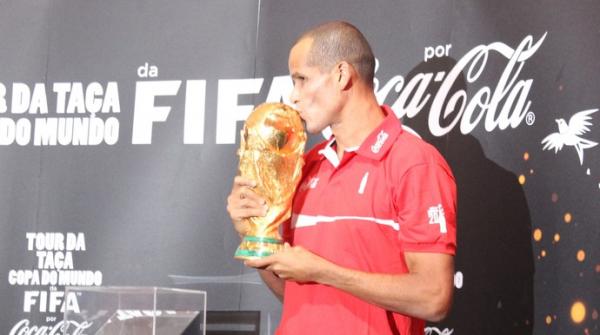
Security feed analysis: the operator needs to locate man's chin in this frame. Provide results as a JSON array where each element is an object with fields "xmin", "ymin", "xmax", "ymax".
[
  {"xmin": 304, "ymin": 123, "xmax": 321, "ymax": 135},
  {"xmin": 298, "ymin": 118, "xmax": 317, "ymax": 135},
  {"xmin": 305, "ymin": 124, "xmax": 332, "ymax": 139}
]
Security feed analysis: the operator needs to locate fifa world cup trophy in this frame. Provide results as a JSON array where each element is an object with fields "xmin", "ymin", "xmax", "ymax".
[{"xmin": 234, "ymin": 102, "xmax": 307, "ymax": 259}]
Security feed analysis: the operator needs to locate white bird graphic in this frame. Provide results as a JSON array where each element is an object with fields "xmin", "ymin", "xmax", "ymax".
[{"xmin": 541, "ymin": 109, "xmax": 598, "ymax": 165}]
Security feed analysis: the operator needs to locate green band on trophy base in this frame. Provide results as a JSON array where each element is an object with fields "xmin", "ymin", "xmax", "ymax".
[
  {"xmin": 234, "ymin": 249, "xmax": 276, "ymax": 258},
  {"xmin": 242, "ymin": 236, "xmax": 283, "ymax": 245},
  {"xmin": 234, "ymin": 235, "xmax": 284, "ymax": 259}
]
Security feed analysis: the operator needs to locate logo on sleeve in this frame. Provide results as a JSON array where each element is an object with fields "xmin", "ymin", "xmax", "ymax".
[{"xmin": 428, "ymin": 204, "xmax": 447, "ymax": 233}]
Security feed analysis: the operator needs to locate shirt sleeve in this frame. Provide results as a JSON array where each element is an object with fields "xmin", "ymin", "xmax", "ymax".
[{"xmin": 393, "ymin": 162, "xmax": 457, "ymax": 255}]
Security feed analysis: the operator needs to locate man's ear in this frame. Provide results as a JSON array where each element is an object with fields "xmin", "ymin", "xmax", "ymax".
[{"xmin": 334, "ymin": 61, "xmax": 352, "ymax": 90}]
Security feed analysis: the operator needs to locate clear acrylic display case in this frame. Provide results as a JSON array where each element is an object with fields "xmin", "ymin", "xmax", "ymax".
[{"xmin": 63, "ymin": 286, "xmax": 206, "ymax": 335}]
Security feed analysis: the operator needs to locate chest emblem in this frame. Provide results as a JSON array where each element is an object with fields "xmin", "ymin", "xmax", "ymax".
[{"xmin": 300, "ymin": 177, "xmax": 320, "ymax": 191}]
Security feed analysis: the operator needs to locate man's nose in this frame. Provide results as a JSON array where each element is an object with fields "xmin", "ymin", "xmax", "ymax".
[{"xmin": 289, "ymin": 87, "xmax": 299, "ymax": 105}]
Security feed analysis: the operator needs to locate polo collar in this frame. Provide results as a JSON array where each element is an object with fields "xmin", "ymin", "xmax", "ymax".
[
  {"xmin": 355, "ymin": 105, "xmax": 402, "ymax": 161},
  {"xmin": 317, "ymin": 105, "xmax": 402, "ymax": 166}
]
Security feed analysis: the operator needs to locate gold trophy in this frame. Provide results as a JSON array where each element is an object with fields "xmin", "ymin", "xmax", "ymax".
[{"xmin": 234, "ymin": 102, "xmax": 306, "ymax": 259}]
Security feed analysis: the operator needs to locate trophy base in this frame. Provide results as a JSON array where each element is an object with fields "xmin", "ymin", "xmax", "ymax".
[{"xmin": 234, "ymin": 235, "xmax": 283, "ymax": 260}]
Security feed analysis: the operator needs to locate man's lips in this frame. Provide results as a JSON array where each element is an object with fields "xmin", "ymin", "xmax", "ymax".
[{"xmin": 297, "ymin": 110, "xmax": 306, "ymax": 121}]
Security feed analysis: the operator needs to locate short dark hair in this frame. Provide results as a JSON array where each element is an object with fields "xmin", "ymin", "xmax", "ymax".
[{"xmin": 296, "ymin": 21, "xmax": 375, "ymax": 87}]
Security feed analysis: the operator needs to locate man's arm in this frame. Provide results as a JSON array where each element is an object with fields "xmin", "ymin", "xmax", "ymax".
[
  {"xmin": 245, "ymin": 245, "xmax": 454, "ymax": 322},
  {"xmin": 257, "ymin": 269, "xmax": 285, "ymax": 301},
  {"xmin": 322, "ymin": 251, "xmax": 454, "ymax": 322}
]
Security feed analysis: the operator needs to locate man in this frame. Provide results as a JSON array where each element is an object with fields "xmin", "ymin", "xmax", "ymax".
[{"xmin": 227, "ymin": 21, "xmax": 456, "ymax": 335}]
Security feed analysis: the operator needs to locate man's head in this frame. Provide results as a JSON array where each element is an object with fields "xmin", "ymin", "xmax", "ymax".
[
  {"xmin": 288, "ymin": 21, "xmax": 375, "ymax": 133},
  {"xmin": 298, "ymin": 21, "xmax": 375, "ymax": 86}
]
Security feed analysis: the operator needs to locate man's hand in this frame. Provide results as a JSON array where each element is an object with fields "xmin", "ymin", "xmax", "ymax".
[
  {"xmin": 226, "ymin": 176, "xmax": 268, "ymax": 236},
  {"xmin": 245, "ymin": 243, "xmax": 330, "ymax": 283}
]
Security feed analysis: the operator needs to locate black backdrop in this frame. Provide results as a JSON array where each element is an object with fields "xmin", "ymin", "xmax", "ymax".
[{"xmin": 1, "ymin": 1, "xmax": 598, "ymax": 334}]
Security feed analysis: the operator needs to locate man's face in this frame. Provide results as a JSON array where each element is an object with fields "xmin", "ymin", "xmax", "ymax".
[{"xmin": 288, "ymin": 38, "xmax": 341, "ymax": 134}]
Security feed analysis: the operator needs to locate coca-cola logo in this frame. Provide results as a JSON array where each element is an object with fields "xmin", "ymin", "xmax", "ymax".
[
  {"xmin": 9, "ymin": 319, "xmax": 93, "ymax": 335},
  {"xmin": 375, "ymin": 33, "xmax": 547, "ymax": 136},
  {"xmin": 425, "ymin": 327, "xmax": 454, "ymax": 335}
]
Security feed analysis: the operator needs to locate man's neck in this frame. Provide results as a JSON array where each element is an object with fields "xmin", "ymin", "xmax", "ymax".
[{"xmin": 331, "ymin": 93, "xmax": 385, "ymax": 159}]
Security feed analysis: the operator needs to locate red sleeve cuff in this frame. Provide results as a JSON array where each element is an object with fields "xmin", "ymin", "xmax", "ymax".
[{"xmin": 401, "ymin": 241, "xmax": 456, "ymax": 255}]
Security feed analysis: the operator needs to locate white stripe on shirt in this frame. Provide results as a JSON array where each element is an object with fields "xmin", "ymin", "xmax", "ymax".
[{"xmin": 292, "ymin": 214, "xmax": 399, "ymax": 231}]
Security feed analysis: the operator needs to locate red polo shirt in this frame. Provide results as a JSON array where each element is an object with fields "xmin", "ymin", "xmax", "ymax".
[{"xmin": 278, "ymin": 106, "xmax": 457, "ymax": 335}]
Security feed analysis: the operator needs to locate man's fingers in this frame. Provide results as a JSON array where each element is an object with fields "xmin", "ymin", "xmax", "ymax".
[
  {"xmin": 233, "ymin": 207, "xmax": 268, "ymax": 220},
  {"xmin": 238, "ymin": 189, "xmax": 266, "ymax": 205},
  {"xmin": 244, "ymin": 255, "xmax": 274, "ymax": 269},
  {"xmin": 231, "ymin": 176, "xmax": 266, "ymax": 205},
  {"xmin": 228, "ymin": 192, "xmax": 267, "ymax": 211},
  {"xmin": 233, "ymin": 198, "xmax": 268, "ymax": 217},
  {"xmin": 234, "ymin": 176, "xmax": 257, "ymax": 188},
  {"xmin": 227, "ymin": 176, "xmax": 267, "ymax": 236},
  {"xmin": 237, "ymin": 198, "xmax": 263, "ymax": 209}
]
